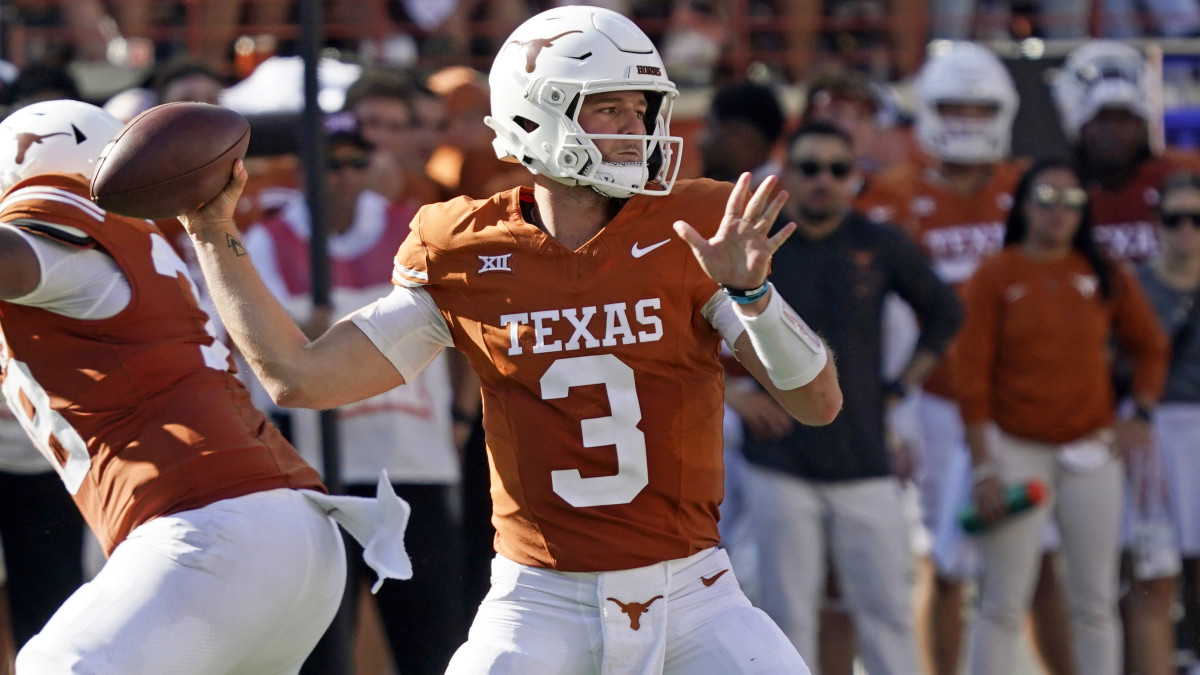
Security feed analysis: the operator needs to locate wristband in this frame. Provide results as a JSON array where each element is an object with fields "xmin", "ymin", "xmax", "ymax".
[
  {"xmin": 722, "ymin": 281, "xmax": 771, "ymax": 305},
  {"xmin": 736, "ymin": 289, "xmax": 827, "ymax": 389}
]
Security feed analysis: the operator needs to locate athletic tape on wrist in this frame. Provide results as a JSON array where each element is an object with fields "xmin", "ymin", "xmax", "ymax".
[{"xmin": 737, "ymin": 288, "xmax": 827, "ymax": 390}]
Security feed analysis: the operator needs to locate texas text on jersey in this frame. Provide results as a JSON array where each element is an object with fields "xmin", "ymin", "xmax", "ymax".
[{"xmin": 393, "ymin": 179, "xmax": 735, "ymax": 572}]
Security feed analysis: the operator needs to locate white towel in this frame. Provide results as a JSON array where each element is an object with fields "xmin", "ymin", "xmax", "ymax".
[
  {"xmin": 301, "ymin": 471, "xmax": 412, "ymax": 592},
  {"xmin": 598, "ymin": 561, "xmax": 670, "ymax": 675}
]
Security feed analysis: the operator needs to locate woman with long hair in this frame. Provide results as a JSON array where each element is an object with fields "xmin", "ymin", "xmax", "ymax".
[{"xmin": 955, "ymin": 157, "xmax": 1170, "ymax": 675}]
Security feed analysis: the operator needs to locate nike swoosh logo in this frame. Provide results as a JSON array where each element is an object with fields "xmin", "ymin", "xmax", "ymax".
[
  {"xmin": 631, "ymin": 239, "xmax": 670, "ymax": 258},
  {"xmin": 701, "ymin": 569, "xmax": 729, "ymax": 587}
]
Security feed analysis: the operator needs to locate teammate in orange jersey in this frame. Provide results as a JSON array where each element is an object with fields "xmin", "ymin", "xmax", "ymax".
[
  {"xmin": 0, "ymin": 99, "xmax": 410, "ymax": 674},
  {"xmin": 867, "ymin": 42, "xmax": 1076, "ymax": 675},
  {"xmin": 181, "ymin": 5, "xmax": 841, "ymax": 674},
  {"xmin": 1053, "ymin": 40, "xmax": 1200, "ymax": 266}
]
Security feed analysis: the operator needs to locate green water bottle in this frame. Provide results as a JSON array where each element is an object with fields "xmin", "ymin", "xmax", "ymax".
[{"xmin": 959, "ymin": 480, "xmax": 1047, "ymax": 534}]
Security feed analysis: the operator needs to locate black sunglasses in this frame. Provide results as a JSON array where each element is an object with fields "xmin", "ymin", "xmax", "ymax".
[
  {"xmin": 1161, "ymin": 211, "xmax": 1200, "ymax": 230},
  {"xmin": 790, "ymin": 159, "xmax": 854, "ymax": 179},
  {"xmin": 1030, "ymin": 184, "xmax": 1088, "ymax": 209},
  {"xmin": 327, "ymin": 156, "xmax": 370, "ymax": 171}
]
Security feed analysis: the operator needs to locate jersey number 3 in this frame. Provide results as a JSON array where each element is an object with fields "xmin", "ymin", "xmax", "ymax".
[{"xmin": 543, "ymin": 354, "xmax": 649, "ymax": 507}]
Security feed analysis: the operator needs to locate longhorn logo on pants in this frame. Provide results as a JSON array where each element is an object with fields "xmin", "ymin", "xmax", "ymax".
[{"xmin": 606, "ymin": 595, "xmax": 663, "ymax": 631}]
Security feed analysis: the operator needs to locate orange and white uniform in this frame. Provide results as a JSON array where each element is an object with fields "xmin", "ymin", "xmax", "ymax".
[
  {"xmin": 352, "ymin": 179, "xmax": 810, "ymax": 674},
  {"xmin": 1088, "ymin": 149, "xmax": 1200, "ymax": 264},
  {"xmin": 390, "ymin": 181, "xmax": 732, "ymax": 572},
  {"xmin": 0, "ymin": 174, "xmax": 355, "ymax": 675},
  {"xmin": 866, "ymin": 159, "xmax": 1026, "ymax": 575}
]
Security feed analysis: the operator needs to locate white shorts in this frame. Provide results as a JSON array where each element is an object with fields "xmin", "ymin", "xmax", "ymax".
[
  {"xmin": 17, "ymin": 488, "xmax": 346, "ymax": 675},
  {"xmin": 446, "ymin": 548, "xmax": 809, "ymax": 675}
]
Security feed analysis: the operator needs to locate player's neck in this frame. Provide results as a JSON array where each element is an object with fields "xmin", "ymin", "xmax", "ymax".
[{"xmin": 532, "ymin": 179, "xmax": 618, "ymax": 250}]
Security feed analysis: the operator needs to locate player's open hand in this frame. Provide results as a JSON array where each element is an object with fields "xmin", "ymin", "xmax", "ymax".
[
  {"xmin": 672, "ymin": 172, "xmax": 796, "ymax": 291},
  {"xmin": 178, "ymin": 159, "xmax": 249, "ymax": 237}
]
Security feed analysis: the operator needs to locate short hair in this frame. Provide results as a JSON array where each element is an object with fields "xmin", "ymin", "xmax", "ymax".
[
  {"xmin": 342, "ymin": 68, "xmax": 417, "ymax": 113},
  {"xmin": 802, "ymin": 66, "xmax": 879, "ymax": 120},
  {"xmin": 707, "ymin": 81, "xmax": 786, "ymax": 146},
  {"xmin": 785, "ymin": 120, "xmax": 855, "ymax": 155},
  {"xmin": 8, "ymin": 63, "xmax": 80, "ymax": 106},
  {"xmin": 151, "ymin": 58, "xmax": 224, "ymax": 100}
]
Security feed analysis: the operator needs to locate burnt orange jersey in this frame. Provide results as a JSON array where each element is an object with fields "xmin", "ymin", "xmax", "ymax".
[
  {"xmin": 393, "ymin": 179, "xmax": 734, "ymax": 572},
  {"xmin": 870, "ymin": 159, "xmax": 1027, "ymax": 399},
  {"xmin": 1089, "ymin": 149, "xmax": 1200, "ymax": 263},
  {"xmin": 0, "ymin": 174, "xmax": 323, "ymax": 555}
]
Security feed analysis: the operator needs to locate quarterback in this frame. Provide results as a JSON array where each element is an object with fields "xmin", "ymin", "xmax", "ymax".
[{"xmin": 184, "ymin": 6, "xmax": 841, "ymax": 674}]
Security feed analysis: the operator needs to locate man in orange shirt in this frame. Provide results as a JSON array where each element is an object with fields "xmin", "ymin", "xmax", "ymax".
[{"xmin": 182, "ymin": 6, "xmax": 843, "ymax": 674}]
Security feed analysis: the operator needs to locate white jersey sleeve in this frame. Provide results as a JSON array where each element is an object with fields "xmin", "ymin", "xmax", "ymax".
[
  {"xmin": 350, "ymin": 285, "xmax": 453, "ymax": 383},
  {"xmin": 3, "ymin": 223, "xmax": 130, "ymax": 319},
  {"xmin": 703, "ymin": 289, "xmax": 746, "ymax": 348}
]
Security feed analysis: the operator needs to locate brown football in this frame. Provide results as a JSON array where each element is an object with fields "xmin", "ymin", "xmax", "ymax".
[{"xmin": 90, "ymin": 102, "xmax": 250, "ymax": 219}]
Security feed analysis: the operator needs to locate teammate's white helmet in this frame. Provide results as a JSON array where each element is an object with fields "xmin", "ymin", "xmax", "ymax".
[
  {"xmin": 0, "ymin": 99, "xmax": 124, "ymax": 194},
  {"xmin": 914, "ymin": 42, "xmax": 1019, "ymax": 164},
  {"xmin": 1052, "ymin": 40, "xmax": 1150, "ymax": 141},
  {"xmin": 484, "ymin": 5, "xmax": 682, "ymax": 198}
]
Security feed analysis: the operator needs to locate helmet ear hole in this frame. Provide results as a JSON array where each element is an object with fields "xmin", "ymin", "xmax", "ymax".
[{"xmin": 515, "ymin": 116, "xmax": 540, "ymax": 133}]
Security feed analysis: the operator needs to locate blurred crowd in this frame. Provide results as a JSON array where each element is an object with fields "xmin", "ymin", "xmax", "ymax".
[
  {"xmin": 3, "ymin": 2, "xmax": 1200, "ymax": 675},
  {"xmin": 4, "ymin": 0, "xmax": 1200, "ymax": 90}
]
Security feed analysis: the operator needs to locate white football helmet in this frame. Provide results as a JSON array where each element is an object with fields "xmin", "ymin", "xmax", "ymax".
[
  {"xmin": 484, "ymin": 5, "xmax": 682, "ymax": 198},
  {"xmin": 914, "ymin": 42, "xmax": 1019, "ymax": 164},
  {"xmin": 1052, "ymin": 40, "xmax": 1151, "ymax": 141},
  {"xmin": 0, "ymin": 99, "xmax": 124, "ymax": 194}
]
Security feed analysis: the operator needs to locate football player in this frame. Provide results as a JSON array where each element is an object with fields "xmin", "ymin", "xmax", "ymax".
[
  {"xmin": 181, "ymin": 5, "xmax": 841, "ymax": 674},
  {"xmin": 1052, "ymin": 40, "xmax": 1200, "ymax": 265},
  {"xmin": 867, "ymin": 42, "xmax": 1077, "ymax": 675},
  {"xmin": 0, "ymin": 99, "xmax": 408, "ymax": 674}
]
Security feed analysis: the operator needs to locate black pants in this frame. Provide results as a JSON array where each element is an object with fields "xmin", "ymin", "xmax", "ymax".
[
  {"xmin": 302, "ymin": 482, "xmax": 467, "ymax": 675},
  {"xmin": 0, "ymin": 470, "xmax": 84, "ymax": 650}
]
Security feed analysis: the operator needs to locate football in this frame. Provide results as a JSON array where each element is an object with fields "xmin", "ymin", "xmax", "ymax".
[{"xmin": 90, "ymin": 102, "xmax": 250, "ymax": 220}]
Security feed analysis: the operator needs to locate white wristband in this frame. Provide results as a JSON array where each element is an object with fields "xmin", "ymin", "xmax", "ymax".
[{"xmin": 736, "ymin": 287, "xmax": 827, "ymax": 390}]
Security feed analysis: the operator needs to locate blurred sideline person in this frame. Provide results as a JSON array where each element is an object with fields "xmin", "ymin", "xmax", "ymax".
[
  {"xmin": 180, "ymin": 6, "xmax": 843, "ymax": 674},
  {"xmin": 697, "ymin": 80, "xmax": 786, "ymax": 187},
  {"xmin": 731, "ymin": 121, "xmax": 961, "ymax": 674},
  {"xmin": 1136, "ymin": 170, "xmax": 1200, "ymax": 675},
  {"xmin": 0, "ymin": 99, "xmax": 410, "ymax": 674},
  {"xmin": 343, "ymin": 67, "xmax": 447, "ymax": 207},
  {"xmin": 1050, "ymin": 41, "xmax": 1200, "ymax": 673},
  {"xmin": 425, "ymin": 65, "xmax": 531, "ymax": 199},
  {"xmin": 247, "ymin": 113, "xmax": 468, "ymax": 675},
  {"xmin": 869, "ymin": 41, "xmax": 1079, "ymax": 675},
  {"xmin": 1052, "ymin": 40, "xmax": 1200, "ymax": 266},
  {"xmin": 957, "ymin": 157, "xmax": 1169, "ymax": 675}
]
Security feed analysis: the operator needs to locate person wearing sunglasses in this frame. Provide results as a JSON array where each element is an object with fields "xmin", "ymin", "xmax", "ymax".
[
  {"xmin": 955, "ymin": 157, "xmax": 1169, "ymax": 675},
  {"xmin": 728, "ymin": 121, "xmax": 962, "ymax": 674},
  {"xmin": 242, "ymin": 111, "xmax": 470, "ymax": 675},
  {"xmin": 864, "ymin": 43, "xmax": 1086, "ymax": 675},
  {"xmin": 1128, "ymin": 170, "xmax": 1200, "ymax": 675}
]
